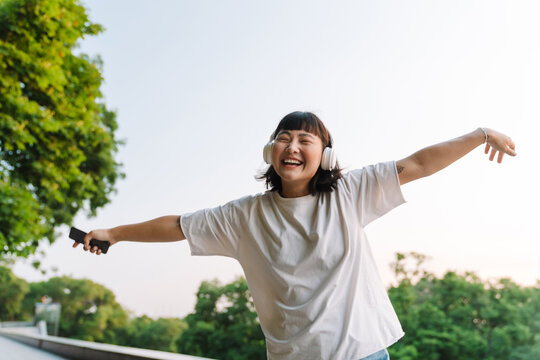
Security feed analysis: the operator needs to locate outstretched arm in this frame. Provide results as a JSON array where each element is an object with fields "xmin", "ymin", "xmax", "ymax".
[
  {"xmin": 72, "ymin": 215, "xmax": 186, "ymax": 255},
  {"xmin": 396, "ymin": 128, "xmax": 516, "ymax": 185}
]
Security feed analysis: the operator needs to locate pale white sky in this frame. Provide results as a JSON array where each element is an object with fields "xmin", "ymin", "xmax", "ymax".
[{"xmin": 13, "ymin": 0, "xmax": 540, "ymax": 318}]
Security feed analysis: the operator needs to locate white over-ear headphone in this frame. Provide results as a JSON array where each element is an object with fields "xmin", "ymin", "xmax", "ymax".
[{"xmin": 263, "ymin": 137, "xmax": 337, "ymax": 171}]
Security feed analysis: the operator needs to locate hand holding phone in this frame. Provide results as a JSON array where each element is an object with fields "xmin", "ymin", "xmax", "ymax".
[{"xmin": 69, "ymin": 227, "xmax": 110, "ymax": 254}]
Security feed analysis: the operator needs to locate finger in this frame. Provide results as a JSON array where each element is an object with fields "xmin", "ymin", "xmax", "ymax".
[
  {"xmin": 73, "ymin": 242, "xmax": 79, "ymax": 248},
  {"xmin": 507, "ymin": 140, "xmax": 517, "ymax": 156},
  {"xmin": 83, "ymin": 233, "xmax": 92, "ymax": 251},
  {"xmin": 484, "ymin": 143, "xmax": 491, "ymax": 154},
  {"xmin": 91, "ymin": 246, "xmax": 98, "ymax": 254},
  {"xmin": 497, "ymin": 151, "xmax": 504, "ymax": 163},
  {"xmin": 97, "ymin": 249, "xmax": 102, "ymax": 255},
  {"xmin": 489, "ymin": 148, "xmax": 497, "ymax": 161}
]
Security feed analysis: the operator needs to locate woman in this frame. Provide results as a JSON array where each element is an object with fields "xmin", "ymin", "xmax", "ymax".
[{"xmin": 74, "ymin": 111, "xmax": 516, "ymax": 359}]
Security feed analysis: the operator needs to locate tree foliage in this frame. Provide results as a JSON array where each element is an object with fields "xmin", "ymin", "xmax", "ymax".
[
  {"xmin": 0, "ymin": 0, "xmax": 123, "ymax": 257},
  {"xmin": 0, "ymin": 265, "xmax": 29, "ymax": 320},
  {"xmin": 388, "ymin": 252, "xmax": 540, "ymax": 360},
  {"xmin": 115, "ymin": 315, "xmax": 188, "ymax": 353},
  {"xmin": 176, "ymin": 277, "xmax": 267, "ymax": 360},
  {"xmin": 21, "ymin": 276, "xmax": 127, "ymax": 343}
]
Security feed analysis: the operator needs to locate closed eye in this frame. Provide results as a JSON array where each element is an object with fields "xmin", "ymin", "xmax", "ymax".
[{"xmin": 277, "ymin": 136, "xmax": 290, "ymax": 142}]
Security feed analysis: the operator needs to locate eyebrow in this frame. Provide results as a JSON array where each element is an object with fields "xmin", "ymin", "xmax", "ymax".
[{"xmin": 277, "ymin": 130, "xmax": 316, "ymax": 139}]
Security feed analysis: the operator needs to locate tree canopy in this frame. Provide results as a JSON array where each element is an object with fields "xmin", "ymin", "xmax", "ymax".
[
  {"xmin": 176, "ymin": 277, "xmax": 267, "ymax": 360},
  {"xmin": 0, "ymin": 265, "xmax": 28, "ymax": 320},
  {"xmin": 0, "ymin": 0, "xmax": 123, "ymax": 257},
  {"xmin": 115, "ymin": 315, "xmax": 187, "ymax": 353},
  {"xmin": 21, "ymin": 275, "xmax": 128, "ymax": 343},
  {"xmin": 388, "ymin": 252, "xmax": 540, "ymax": 360}
]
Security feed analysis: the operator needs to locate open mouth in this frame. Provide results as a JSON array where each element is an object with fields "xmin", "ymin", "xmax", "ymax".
[{"xmin": 282, "ymin": 159, "xmax": 303, "ymax": 167}]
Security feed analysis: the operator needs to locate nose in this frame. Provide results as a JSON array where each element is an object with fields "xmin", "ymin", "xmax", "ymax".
[{"xmin": 285, "ymin": 140, "xmax": 300, "ymax": 153}]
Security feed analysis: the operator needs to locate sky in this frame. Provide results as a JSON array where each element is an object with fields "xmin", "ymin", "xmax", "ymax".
[{"xmin": 12, "ymin": 0, "xmax": 540, "ymax": 319}]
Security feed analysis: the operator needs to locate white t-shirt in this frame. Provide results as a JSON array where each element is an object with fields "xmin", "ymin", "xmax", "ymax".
[{"xmin": 180, "ymin": 161, "xmax": 406, "ymax": 360}]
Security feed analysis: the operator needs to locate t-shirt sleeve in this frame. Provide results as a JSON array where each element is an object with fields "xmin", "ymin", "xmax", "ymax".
[
  {"xmin": 343, "ymin": 161, "xmax": 406, "ymax": 227},
  {"xmin": 180, "ymin": 196, "xmax": 250, "ymax": 259}
]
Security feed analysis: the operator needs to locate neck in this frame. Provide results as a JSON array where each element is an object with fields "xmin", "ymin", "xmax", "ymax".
[{"xmin": 280, "ymin": 183, "xmax": 310, "ymax": 198}]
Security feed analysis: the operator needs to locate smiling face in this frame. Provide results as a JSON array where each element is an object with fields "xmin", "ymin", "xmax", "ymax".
[
  {"xmin": 271, "ymin": 129, "xmax": 324, "ymax": 197},
  {"xmin": 258, "ymin": 111, "xmax": 341, "ymax": 196}
]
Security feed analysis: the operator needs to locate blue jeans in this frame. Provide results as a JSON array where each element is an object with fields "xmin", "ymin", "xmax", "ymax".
[{"xmin": 360, "ymin": 348, "xmax": 390, "ymax": 360}]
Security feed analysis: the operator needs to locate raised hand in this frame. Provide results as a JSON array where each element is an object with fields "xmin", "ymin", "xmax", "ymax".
[
  {"xmin": 483, "ymin": 128, "xmax": 517, "ymax": 163},
  {"xmin": 72, "ymin": 228, "xmax": 117, "ymax": 255}
]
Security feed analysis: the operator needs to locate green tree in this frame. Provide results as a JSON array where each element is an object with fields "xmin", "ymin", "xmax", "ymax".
[
  {"xmin": 0, "ymin": 0, "xmax": 122, "ymax": 257},
  {"xmin": 0, "ymin": 265, "xmax": 29, "ymax": 320},
  {"xmin": 21, "ymin": 276, "xmax": 127, "ymax": 343},
  {"xmin": 116, "ymin": 315, "xmax": 188, "ymax": 353},
  {"xmin": 388, "ymin": 252, "xmax": 540, "ymax": 360},
  {"xmin": 176, "ymin": 277, "xmax": 266, "ymax": 360}
]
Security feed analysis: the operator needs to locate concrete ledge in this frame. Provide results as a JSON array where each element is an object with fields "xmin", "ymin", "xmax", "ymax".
[
  {"xmin": 0, "ymin": 328, "xmax": 213, "ymax": 360},
  {"xmin": 0, "ymin": 321, "xmax": 34, "ymax": 328}
]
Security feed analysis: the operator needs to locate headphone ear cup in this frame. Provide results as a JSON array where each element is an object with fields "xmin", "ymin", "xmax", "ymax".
[
  {"xmin": 263, "ymin": 141, "xmax": 274, "ymax": 164},
  {"xmin": 321, "ymin": 147, "xmax": 337, "ymax": 171}
]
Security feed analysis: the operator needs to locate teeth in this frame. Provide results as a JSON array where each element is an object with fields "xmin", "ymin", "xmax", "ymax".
[{"xmin": 284, "ymin": 159, "xmax": 301, "ymax": 165}]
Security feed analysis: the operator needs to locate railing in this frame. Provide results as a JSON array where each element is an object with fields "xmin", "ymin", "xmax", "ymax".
[{"xmin": 0, "ymin": 324, "xmax": 213, "ymax": 360}]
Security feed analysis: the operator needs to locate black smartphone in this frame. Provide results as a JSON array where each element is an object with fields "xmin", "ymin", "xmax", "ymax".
[{"xmin": 69, "ymin": 227, "xmax": 110, "ymax": 254}]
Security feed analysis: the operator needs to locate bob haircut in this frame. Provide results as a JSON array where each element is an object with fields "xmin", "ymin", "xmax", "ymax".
[{"xmin": 258, "ymin": 111, "xmax": 343, "ymax": 194}]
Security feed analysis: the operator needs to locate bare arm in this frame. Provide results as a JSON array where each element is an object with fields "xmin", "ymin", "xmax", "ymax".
[
  {"xmin": 73, "ymin": 215, "xmax": 186, "ymax": 255},
  {"xmin": 396, "ymin": 128, "xmax": 516, "ymax": 185}
]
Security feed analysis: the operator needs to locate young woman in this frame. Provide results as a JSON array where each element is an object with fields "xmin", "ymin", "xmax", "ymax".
[{"xmin": 74, "ymin": 111, "xmax": 516, "ymax": 360}]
